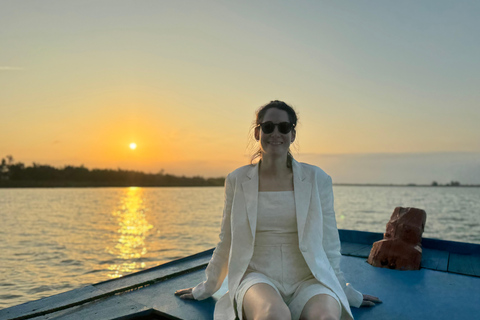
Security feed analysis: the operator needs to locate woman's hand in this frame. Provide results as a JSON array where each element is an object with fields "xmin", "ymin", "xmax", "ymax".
[
  {"xmin": 360, "ymin": 294, "xmax": 382, "ymax": 307},
  {"xmin": 174, "ymin": 287, "xmax": 195, "ymax": 300}
]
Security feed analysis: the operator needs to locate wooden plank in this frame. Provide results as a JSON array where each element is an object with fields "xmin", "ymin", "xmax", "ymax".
[
  {"xmin": 473, "ymin": 255, "xmax": 480, "ymax": 277},
  {"xmin": 341, "ymin": 242, "xmax": 372, "ymax": 258},
  {"xmin": 94, "ymin": 250, "xmax": 212, "ymax": 293},
  {"xmin": 421, "ymin": 248, "xmax": 449, "ymax": 271},
  {"xmin": 355, "ymin": 245, "xmax": 373, "ymax": 258},
  {"xmin": 341, "ymin": 242, "xmax": 366, "ymax": 255},
  {"xmin": 448, "ymin": 253, "xmax": 477, "ymax": 277},
  {"xmin": 1, "ymin": 252, "xmax": 213, "ymax": 320},
  {"xmin": 122, "ymin": 268, "xmax": 215, "ymax": 320},
  {"xmin": 0, "ymin": 286, "xmax": 103, "ymax": 320},
  {"xmin": 422, "ymin": 237, "xmax": 480, "ymax": 255},
  {"xmin": 339, "ymin": 229, "xmax": 383, "ymax": 245},
  {"xmin": 37, "ymin": 293, "xmax": 149, "ymax": 320}
]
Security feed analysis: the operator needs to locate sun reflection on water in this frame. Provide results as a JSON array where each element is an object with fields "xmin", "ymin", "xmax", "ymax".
[{"xmin": 107, "ymin": 187, "xmax": 153, "ymax": 278}]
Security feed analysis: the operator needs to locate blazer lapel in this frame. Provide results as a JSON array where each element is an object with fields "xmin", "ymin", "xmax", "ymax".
[
  {"xmin": 242, "ymin": 164, "xmax": 259, "ymax": 240},
  {"xmin": 293, "ymin": 160, "xmax": 312, "ymax": 244}
]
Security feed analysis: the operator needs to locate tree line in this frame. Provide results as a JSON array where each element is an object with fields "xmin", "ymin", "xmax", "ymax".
[
  {"xmin": 0, "ymin": 156, "xmax": 225, "ymax": 188},
  {"xmin": 431, "ymin": 180, "xmax": 461, "ymax": 186}
]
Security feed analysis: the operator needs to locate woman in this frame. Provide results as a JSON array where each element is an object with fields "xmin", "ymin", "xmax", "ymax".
[{"xmin": 175, "ymin": 101, "xmax": 380, "ymax": 320}]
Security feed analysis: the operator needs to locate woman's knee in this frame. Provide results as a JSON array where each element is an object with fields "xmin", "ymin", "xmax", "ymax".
[
  {"xmin": 243, "ymin": 283, "xmax": 291, "ymax": 320},
  {"xmin": 299, "ymin": 294, "xmax": 340, "ymax": 320},
  {"xmin": 300, "ymin": 312, "xmax": 338, "ymax": 320},
  {"xmin": 254, "ymin": 303, "xmax": 291, "ymax": 320}
]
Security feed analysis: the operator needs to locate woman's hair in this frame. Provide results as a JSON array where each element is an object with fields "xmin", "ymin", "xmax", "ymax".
[{"xmin": 250, "ymin": 100, "xmax": 299, "ymax": 167}]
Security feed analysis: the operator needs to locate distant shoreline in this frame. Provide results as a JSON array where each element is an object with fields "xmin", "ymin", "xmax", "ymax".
[
  {"xmin": 0, "ymin": 180, "xmax": 225, "ymax": 188},
  {"xmin": 1, "ymin": 181, "xmax": 479, "ymax": 188},
  {"xmin": 3, "ymin": 156, "xmax": 478, "ymax": 189},
  {"xmin": 333, "ymin": 183, "xmax": 480, "ymax": 188}
]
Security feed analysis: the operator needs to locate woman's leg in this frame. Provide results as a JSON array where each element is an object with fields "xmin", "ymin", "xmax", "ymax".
[
  {"xmin": 299, "ymin": 294, "xmax": 341, "ymax": 320},
  {"xmin": 242, "ymin": 283, "xmax": 291, "ymax": 320}
]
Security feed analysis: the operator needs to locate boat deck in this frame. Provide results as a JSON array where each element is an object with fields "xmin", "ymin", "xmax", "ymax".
[{"xmin": 1, "ymin": 230, "xmax": 479, "ymax": 320}]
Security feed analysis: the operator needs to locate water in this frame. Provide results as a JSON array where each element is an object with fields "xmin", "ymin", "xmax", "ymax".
[{"xmin": 0, "ymin": 186, "xmax": 479, "ymax": 309}]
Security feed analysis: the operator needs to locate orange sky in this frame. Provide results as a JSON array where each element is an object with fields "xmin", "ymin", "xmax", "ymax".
[{"xmin": 1, "ymin": 1, "xmax": 480, "ymax": 183}]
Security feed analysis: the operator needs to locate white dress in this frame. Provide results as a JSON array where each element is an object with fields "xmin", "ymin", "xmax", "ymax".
[{"xmin": 234, "ymin": 191, "xmax": 340, "ymax": 320}]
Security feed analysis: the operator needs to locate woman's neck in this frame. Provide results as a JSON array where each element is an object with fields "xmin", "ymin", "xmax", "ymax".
[
  {"xmin": 258, "ymin": 155, "xmax": 293, "ymax": 191},
  {"xmin": 259, "ymin": 156, "xmax": 290, "ymax": 176}
]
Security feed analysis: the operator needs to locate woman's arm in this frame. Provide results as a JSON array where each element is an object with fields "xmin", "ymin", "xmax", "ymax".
[
  {"xmin": 189, "ymin": 173, "xmax": 234, "ymax": 300},
  {"xmin": 319, "ymin": 174, "xmax": 364, "ymax": 308}
]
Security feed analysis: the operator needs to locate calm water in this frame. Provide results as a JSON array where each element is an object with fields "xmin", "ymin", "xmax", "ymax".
[{"xmin": 0, "ymin": 186, "xmax": 479, "ymax": 309}]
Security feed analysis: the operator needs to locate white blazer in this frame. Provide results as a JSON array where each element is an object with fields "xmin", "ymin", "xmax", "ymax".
[{"xmin": 192, "ymin": 159, "xmax": 363, "ymax": 320}]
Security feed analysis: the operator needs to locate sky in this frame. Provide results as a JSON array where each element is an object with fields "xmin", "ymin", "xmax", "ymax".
[{"xmin": 1, "ymin": 0, "xmax": 479, "ymax": 184}]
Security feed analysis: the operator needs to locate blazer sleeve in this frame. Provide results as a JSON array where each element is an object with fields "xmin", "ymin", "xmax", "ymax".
[
  {"xmin": 319, "ymin": 174, "xmax": 364, "ymax": 308},
  {"xmin": 192, "ymin": 173, "xmax": 234, "ymax": 300}
]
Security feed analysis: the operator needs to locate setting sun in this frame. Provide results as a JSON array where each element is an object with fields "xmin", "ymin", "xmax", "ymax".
[{"xmin": 129, "ymin": 143, "xmax": 137, "ymax": 150}]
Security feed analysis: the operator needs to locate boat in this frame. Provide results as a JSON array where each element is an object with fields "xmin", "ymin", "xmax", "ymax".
[{"xmin": 1, "ymin": 229, "xmax": 479, "ymax": 320}]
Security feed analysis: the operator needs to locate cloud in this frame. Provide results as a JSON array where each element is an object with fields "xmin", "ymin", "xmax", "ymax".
[{"xmin": 0, "ymin": 66, "xmax": 24, "ymax": 71}]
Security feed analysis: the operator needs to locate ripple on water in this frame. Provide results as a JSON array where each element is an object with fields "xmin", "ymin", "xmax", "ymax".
[
  {"xmin": 0, "ymin": 294, "xmax": 23, "ymax": 300},
  {"xmin": 0, "ymin": 283, "xmax": 15, "ymax": 287},
  {"xmin": 28, "ymin": 285, "xmax": 52, "ymax": 294},
  {"xmin": 59, "ymin": 259, "xmax": 83, "ymax": 266},
  {"xmin": 83, "ymin": 269, "xmax": 104, "ymax": 275},
  {"xmin": 438, "ymin": 216, "xmax": 466, "ymax": 222},
  {"xmin": 13, "ymin": 252, "xmax": 34, "ymax": 257},
  {"xmin": 98, "ymin": 259, "xmax": 120, "ymax": 265}
]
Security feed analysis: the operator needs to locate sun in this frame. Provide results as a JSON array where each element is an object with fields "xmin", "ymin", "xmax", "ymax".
[{"xmin": 129, "ymin": 142, "xmax": 137, "ymax": 150}]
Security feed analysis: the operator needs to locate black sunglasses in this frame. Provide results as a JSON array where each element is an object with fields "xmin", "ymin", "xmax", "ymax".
[{"xmin": 258, "ymin": 121, "xmax": 295, "ymax": 134}]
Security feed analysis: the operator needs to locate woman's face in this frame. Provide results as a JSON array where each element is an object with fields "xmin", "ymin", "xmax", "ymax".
[{"xmin": 255, "ymin": 108, "xmax": 296, "ymax": 159}]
